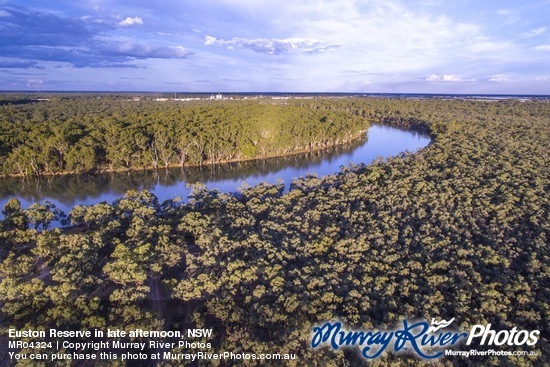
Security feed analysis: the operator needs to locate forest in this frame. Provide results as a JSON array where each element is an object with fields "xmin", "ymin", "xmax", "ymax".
[
  {"xmin": 0, "ymin": 96, "xmax": 368, "ymax": 176},
  {"xmin": 0, "ymin": 96, "xmax": 548, "ymax": 366}
]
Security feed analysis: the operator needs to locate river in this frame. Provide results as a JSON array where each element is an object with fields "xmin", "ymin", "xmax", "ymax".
[{"xmin": 0, "ymin": 125, "xmax": 430, "ymax": 215}]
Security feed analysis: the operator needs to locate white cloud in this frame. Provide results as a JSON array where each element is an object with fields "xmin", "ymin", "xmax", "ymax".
[
  {"xmin": 205, "ymin": 36, "xmax": 336, "ymax": 55},
  {"xmin": 26, "ymin": 79, "xmax": 44, "ymax": 86},
  {"xmin": 79, "ymin": 15, "xmax": 106, "ymax": 24},
  {"xmin": 465, "ymin": 37, "xmax": 513, "ymax": 55},
  {"xmin": 105, "ymin": 42, "xmax": 192, "ymax": 58},
  {"xmin": 496, "ymin": 9, "xmax": 513, "ymax": 15},
  {"xmin": 280, "ymin": 2, "xmax": 479, "ymax": 72},
  {"xmin": 488, "ymin": 74, "xmax": 510, "ymax": 82},
  {"xmin": 171, "ymin": 46, "xmax": 192, "ymax": 58},
  {"xmin": 534, "ymin": 44, "xmax": 550, "ymax": 51},
  {"xmin": 418, "ymin": 0, "xmax": 444, "ymax": 6},
  {"xmin": 426, "ymin": 74, "xmax": 477, "ymax": 82},
  {"xmin": 524, "ymin": 26, "xmax": 546, "ymax": 38},
  {"xmin": 118, "ymin": 16, "xmax": 143, "ymax": 27},
  {"xmin": 535, "ymin": 76, "xmax": 549, "ymax": 81},
  {"xmin": 426, "ymin": 74, "xmax": 468, "ymax": 82},
  {"xmin": 0, "ymin": 10, "xmax": 11, "ymax": 17}
]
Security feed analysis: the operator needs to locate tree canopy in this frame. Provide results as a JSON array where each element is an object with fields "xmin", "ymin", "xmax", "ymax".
[
  {"xmin": 0, "ymin": 96, "xmax": 368, "ymax": 176},
  {"xmin": 1, "ymin": 96, "xmax": 548, "ymax": 366}
]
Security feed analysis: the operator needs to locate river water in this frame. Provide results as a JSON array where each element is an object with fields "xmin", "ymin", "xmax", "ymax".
[{"xmin": 0, "ymin": 125, "xmax": 430, "ymax": 214}]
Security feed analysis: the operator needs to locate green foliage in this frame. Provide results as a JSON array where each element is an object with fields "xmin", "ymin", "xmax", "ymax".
[
  {"xmin": 1, "ymin": 198, "xmax": 28, "ymax": 230},
  {"xmin": 0, "ymin": 97, "xmax": 367, "ymax": 176},
  {"xmin": 1, "ymin": 97, "xmax": 549, "ymax": 366}
]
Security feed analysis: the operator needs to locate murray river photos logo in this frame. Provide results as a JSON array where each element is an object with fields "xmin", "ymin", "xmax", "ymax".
[{"xmin": 310, "ymin": 318, "xmax": 540, "ymax": 360}]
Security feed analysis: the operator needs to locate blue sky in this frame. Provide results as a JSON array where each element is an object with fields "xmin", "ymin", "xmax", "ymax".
[{"xmin": 1, "ymin": 0, "xmax": 549, "ymax": 93}]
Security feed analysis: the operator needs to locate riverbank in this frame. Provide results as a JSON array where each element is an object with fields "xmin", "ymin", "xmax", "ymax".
[
  {"xmin": 0, "ymin": 117, "xmax": 435, "ymax": 180},
  {"xmin": 0, "ymin": 125, "xmax": 431, "ymax": 215},
  {"xmin": 0, "ymin": 129, "xmax": 370, "ymax": 179},
  {"xmin": 0, "ymin": 98, "xmax": 372, "ymax": 179}
]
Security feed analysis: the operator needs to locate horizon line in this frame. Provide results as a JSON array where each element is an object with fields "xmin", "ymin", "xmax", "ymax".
[{"xmin": 1, "ymin": 90, "xmax": 549, "ymax": 97}]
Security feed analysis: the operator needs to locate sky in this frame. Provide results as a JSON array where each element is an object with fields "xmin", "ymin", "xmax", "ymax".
[{"xmin": 0, "ymin": 0, "xmax": 549, "ymax": 93}]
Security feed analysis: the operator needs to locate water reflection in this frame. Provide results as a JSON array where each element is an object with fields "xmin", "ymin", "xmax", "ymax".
[{"xmin": 0, "ymin": 125, "xmax": 430, "ymax": 213}]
